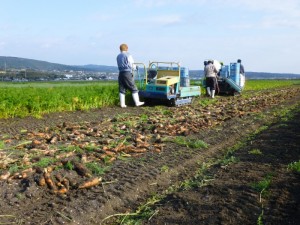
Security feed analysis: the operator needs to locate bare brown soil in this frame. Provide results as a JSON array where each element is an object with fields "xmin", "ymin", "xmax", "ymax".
[
  {"xmin": 144, "ymin": 108, "xmax": 300, "ymax": 225},
  {"xmin": 0, "ymin": 87, "xmax": 300, "ymax": 225}
]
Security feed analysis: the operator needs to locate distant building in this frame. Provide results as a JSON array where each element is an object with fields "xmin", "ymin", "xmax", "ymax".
[{"xmin": 65, "ymin": 74, "xmax": 73, "ymax": 79}]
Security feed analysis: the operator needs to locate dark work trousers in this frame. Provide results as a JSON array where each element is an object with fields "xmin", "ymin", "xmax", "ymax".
[
  {"xmin": 206, "ymin": 77, "xmax": 216, "ymax": 90},
  {"xmin": 118, "ymin": 71, "xmax": 138, "ymax": 94}
]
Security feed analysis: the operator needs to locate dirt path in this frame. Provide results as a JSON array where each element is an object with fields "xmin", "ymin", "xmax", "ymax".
[{"xmin": 0, "ymin": 87, "xmax": 299, "ymax": 225}]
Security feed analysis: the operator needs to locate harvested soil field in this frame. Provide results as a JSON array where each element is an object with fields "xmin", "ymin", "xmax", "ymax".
[
  {"xmin": 0, "ymin": 86, "xmax": 300, "ymax": 225},
  {"xmin": 143, "ymin": 107, "xmax": 300, "ymax": 225}
]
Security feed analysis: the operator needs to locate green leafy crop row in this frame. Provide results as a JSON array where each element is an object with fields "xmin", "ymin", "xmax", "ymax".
[{"xmin": 0, "ymin": 81, "xmax": 119, "ymax": 118}]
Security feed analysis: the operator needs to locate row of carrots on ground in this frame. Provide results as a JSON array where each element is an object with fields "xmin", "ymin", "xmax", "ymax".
[
  {"xmin": 0, "ymin": 133, "xmax": 165, "ymax": 191},
  {"xmin": 0, "ymin": 99, "xmax": 257, "ymax": 185},
  {"xmin": 0, "ymin": 106, "xmax": 246, "ymax": 185},
  {"xmin": 34, "ymin": 133, "xmax": 166, "ymax": 194},
  {"xmin": 39, "ymin": 160, "xmax": 102, "ymax": 194},
  {"xmin": 0, "ymin": 121, "xmax": 205, "ymax": 185},
  {"xmin": 0, "ymin": 158, "xmax": 102, "ymax": 194}
]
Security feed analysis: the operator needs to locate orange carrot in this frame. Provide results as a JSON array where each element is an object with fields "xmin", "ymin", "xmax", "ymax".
[
  {"xmin": 54, "ymin": 187, "xmax": 68, "ymax": 194},
  {"xmin": 131, "ymin": 148, "xmax": 147, "ymax": 153},
  {"xmin": 46, "ymin": 166, "xmax": 54, "ymax": 173},
  {"xmin": 131, "ymin": 153, "xmax": 144, "ymax": 157},
  {"xmin": 61, "ymin": 178, "xmax": 70, "ymax": 190},
  {"xmin": 153, "ymin": 148, "xmax": 161, "ymax": 153},
  {"xmin": 136, "ymin": 142, "xmax": 150, "ymax": 148},
  {"xmin": 37, "ymin": 176, "xmax": 46, "ymax": 186},
  {"xmin": 99, "ymin": 154, "xmax": 108, "ymax": 160},
  {"xmin": 114, "ymin": 143, "xmax": 125, "ymax": 152},
  {"xmin": 104, "ymin": 151, "xmax": 115, "ymax": 156},
  {"xmin": 78, "ymin": 177, "xmax": 102, "ymax": 189},
  {"xmin": 102, "ymin": 146, "xmax": 109, "ymax": 151},
  {"xmin": 0, "ymin": 171, "xmax": 11, "ymax": 180},
  {"xmin": 21, "ymin": 172, "xmax": 28, "ymax": 179},
  {"xmin": 32, "ymin": 139, "xmax": 42, "ymax": 146},
  {"xmin": 43, "ymin": 172, "xmax": 57, "ymax": 190},
  {"xmin": 108, "ymin": 157, "xmax": 116, "ymax": 163}
]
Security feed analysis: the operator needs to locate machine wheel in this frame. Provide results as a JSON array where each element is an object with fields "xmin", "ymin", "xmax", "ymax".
[
  {"xmin": 232, "ymin": 91, "xmax": 240, "ymax": 96},
  {"xmin": 144, "ymin": 98, "xmax": 152, "ymax": 106},
  {"xmin": 168, "ymin": 98, "xmax": 176, "ymax": 107},
  {"xmin": 190, "ymin": 97, "xmax": 195, "ymax": 104}
]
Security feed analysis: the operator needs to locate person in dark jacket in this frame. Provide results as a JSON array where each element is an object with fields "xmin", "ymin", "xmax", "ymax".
[
  {"xmin": 237, "ymin": 59, "xmax": 245, "ymax": 75},
  {"xmin": 116, "ymin": 44, "xmax": 144, "ymax": 108}
]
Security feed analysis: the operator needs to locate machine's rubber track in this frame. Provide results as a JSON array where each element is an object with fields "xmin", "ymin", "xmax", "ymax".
[{"xmin": 174, "ymin": 97, "xmax": 193, "ymax": 106}]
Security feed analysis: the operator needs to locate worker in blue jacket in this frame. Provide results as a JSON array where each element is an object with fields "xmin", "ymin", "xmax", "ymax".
[{"xmin": 116, "ymin": 44, "xmax": 144, "ymax": 108}]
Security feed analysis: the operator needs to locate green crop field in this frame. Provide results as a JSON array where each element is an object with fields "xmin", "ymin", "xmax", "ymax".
[
  {"xmin": 0, "ymin": 81, "xmax": 119, "ymax": 118},
  {"xmin": 244, "ymin": 79, "xmax": 300, "ymax": 91},
  {"xmin": 0, "ymin": 79, "xmax": 299, "ymax": 119}
]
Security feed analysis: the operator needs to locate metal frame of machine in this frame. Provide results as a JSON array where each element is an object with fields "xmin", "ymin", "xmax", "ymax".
[
  {"xmin": 134, "ymin": 61, "xmax": 201, "ymax": 106},
  {"xmin": 217, "ymin": 62, "xmax": 245, "ymax": 95},
  {"xmin": 202, "ymin": 61, "xmax": 245, "ymax": 96}
]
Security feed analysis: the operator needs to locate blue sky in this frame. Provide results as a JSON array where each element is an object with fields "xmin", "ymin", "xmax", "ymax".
[{"xmin": 1, "ymin": 0, "xmax": 300, "ymax": 73}]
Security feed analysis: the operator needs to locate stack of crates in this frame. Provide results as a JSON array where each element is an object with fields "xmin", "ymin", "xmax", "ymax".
[
  {"xmin": 229, "ymin": 63, "xmax": 240, "ymax": 86},
  {"xmin": 178, "ymin": 67, "xmax": 190, "ymax": 87},
  {"xmin": 220, "ymin": 65, "xmax": 229, "ymax": 78},
  {"xmin": 157, "ymin": 66, "xmax": 190, "ymax": 87}
]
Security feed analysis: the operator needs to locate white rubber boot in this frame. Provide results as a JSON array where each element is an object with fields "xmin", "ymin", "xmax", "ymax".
[
  {"xmin": 206, "ymin": 87, "xmax": 211, "ymax": 97},
  {"xmin": 211, "ymin": 90, "xmax": 215, "ymax": 99},
  {"xmin": 119, "ymin": 93, "xmax": 127, "ymax": 108},
  {"xmin": 132, "ymin": 92, "xmax": 144, "ymax": 107}
]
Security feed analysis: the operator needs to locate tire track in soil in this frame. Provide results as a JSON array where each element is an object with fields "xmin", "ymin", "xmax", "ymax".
[
  {"xmin": 0, "ymin": 88, "xmax": 299, "ymax": 225},
  {"xmin": 142, "ymin": 107, "xmax": 300, "ymax": 225}
]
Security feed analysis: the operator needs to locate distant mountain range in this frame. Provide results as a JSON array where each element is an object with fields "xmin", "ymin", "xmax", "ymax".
[
  {"xmin": 1, "ymin": 56, "xmax": 300, "ymax": 79},
  {"xmin": 189, "ymin": 70, "xmax": 300, "ymax": 80},
  {"xmin": 0, "ymin": 56, "xmax": 118, "ymax": 72}
]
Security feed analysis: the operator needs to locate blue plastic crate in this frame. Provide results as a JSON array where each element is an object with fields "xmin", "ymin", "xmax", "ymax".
[
  {"xmin": 230, "ymin": 63, "xmax": 240, "ymax": 85},
  {"xmin": 220, "ymin": 65, "xmax": 229, "ymax": 78},
  {"xmin": 180, "ymin": 67, "xmax": 189, "ymax": 77},
  {"xmin": 171, "ymin": 67, "xmax": 189, "ymax": 77},
  {"xmin": 230, "ymin": 63, "xmax": 240, "ymax": 74},
  {"xmin": 180, "ymin": 77, "xmax": 190, "ymax": 87}
]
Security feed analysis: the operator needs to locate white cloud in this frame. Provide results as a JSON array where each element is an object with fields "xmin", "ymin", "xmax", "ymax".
[{"xmin": 135, "ymin": 0, "xmax": 300, "ymax": 29}]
